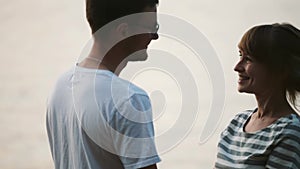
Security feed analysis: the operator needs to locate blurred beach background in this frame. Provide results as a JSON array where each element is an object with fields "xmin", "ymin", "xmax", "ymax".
[{"xmin": 1, "ymin": 0, "xmax": 299, "ymax": 168}]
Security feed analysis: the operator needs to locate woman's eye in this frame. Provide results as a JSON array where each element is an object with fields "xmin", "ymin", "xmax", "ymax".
[
  {"xmin": 245, "ymin": 56, "xmax": 252, "ymax": 62},
  {"xmin": 238, "ymin": 54, "xmax": 243, "ymax": 60}
]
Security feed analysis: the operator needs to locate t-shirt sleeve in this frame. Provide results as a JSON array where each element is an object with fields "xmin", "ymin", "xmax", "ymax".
[
  {"xmin": 110, "ymin": 93, "xmax": 161, "ymax": 169},
  {"xmin": 266, "ymin": 137, "xmax": 300, "ymax": 169}
]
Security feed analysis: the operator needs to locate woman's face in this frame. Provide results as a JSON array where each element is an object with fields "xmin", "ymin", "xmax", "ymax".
[{"xmin": 234, "ymin": 50, "xmax": 276, "ymax": 95}]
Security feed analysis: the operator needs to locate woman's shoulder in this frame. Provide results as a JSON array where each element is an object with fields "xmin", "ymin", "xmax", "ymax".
[
  {"xmin": 289, "ymin": 113, "xmax": 300, "ymax": 123},
  {"xmin": 285, "ymin": 113, "xmax": 300, "ymax": 129},
  {"xmin": 280, "ymin": 113, "xmax": 300, "ymax": 138},
  {"xmin": 226, "ymin": 109, "xmax": 256, "ymax": 128},
  {"xmin": 233, "ymin": 108, "xmax": 256, "ymax": 121}
]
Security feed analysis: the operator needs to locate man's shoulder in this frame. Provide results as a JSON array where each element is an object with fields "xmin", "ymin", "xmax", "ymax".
[
  {"xmin": 49, "ymin": 67, "xmax": 74, "ymax": 95},
  {"xmin": 56, "ymin": 67, "xmax": 74, "ymax": 81},
  {"xmin": 108, "ymin": 75, "xmax": 149, "ymax": 98},
  {"xmin": 93, "ymin": 72, "xmax": 150, "ymax": 108}
]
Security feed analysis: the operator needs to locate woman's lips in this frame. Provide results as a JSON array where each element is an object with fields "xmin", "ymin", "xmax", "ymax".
[{"xmin": 238, "ymin": 75, "xmax": 250, "ymax": 83}]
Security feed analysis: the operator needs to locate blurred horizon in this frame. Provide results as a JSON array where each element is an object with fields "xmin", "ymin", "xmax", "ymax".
[{"xmin": 0, "ymin": 0, "xmax": 299, "ymax": 168}]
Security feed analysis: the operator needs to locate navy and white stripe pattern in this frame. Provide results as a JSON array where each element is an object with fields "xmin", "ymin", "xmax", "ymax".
[{"xmin": 215, "ymin": 109, "xmax": 300, "ymax": 169}]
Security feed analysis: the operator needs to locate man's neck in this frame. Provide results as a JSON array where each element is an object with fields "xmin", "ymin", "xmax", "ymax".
[{"xmin": 78, "ymin": 42, "xmax": 128, "ymax": 76}]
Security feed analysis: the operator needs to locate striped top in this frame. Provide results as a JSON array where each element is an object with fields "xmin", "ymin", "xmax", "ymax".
[{"xmin": 215, "ymin": 109, "xmax": 300, "ymax": 169}]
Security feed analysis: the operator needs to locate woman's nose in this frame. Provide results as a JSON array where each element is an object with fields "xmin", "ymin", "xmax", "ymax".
[{"xmin": 234, "ymin": 60, "xmax": 244, "ymax": 72}]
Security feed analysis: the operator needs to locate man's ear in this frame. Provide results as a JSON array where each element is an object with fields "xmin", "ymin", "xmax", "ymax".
[{"xmin": 116, "ymin": 23, "xmax": 129, "ymax": 38}]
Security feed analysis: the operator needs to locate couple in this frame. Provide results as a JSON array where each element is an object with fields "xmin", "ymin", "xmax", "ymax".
[{"xmin": 46, "ymin": 0, "xmax": 300, "ymax": 168}]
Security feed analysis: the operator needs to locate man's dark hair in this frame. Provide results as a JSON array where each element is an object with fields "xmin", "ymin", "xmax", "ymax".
[{"xmin": 86, "ymin": 0, "xmax": 159, "ymax": 34}]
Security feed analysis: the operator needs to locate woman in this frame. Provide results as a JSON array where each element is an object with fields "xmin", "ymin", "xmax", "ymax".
[{"xmin": 215, "ymin": 23, "xmax": 300, "ymax": 168}]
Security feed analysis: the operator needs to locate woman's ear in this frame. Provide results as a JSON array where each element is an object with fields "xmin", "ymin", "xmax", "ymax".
[{"xmin": 275, "ymin": 67, "xmax": 289, "ymax": 88}]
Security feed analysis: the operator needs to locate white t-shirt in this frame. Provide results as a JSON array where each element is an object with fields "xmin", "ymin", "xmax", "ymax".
[{"xmin": 46, "ymin": 65, "xmax": 161, "ymax": 169}]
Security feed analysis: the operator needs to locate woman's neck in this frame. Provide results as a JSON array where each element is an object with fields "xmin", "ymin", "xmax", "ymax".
[{"xmin": 255, "ymin": 90, "xmax": 295, "ymax": 118}]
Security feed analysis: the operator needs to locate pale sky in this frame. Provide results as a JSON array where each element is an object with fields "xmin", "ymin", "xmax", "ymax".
[{"xmin": 0, "ymin": 0, "xmax": 299, "ymax": 168}]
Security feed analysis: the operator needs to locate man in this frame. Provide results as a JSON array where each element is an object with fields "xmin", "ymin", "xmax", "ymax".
[{"xmin": 46, "ymin": 0, "xmax": 160, "ymax": 168}]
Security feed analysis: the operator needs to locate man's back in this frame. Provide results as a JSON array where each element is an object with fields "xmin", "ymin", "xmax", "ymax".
[{"xmin": 46, "ymin": 66, "xmax": 160, "ymax": 169}]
